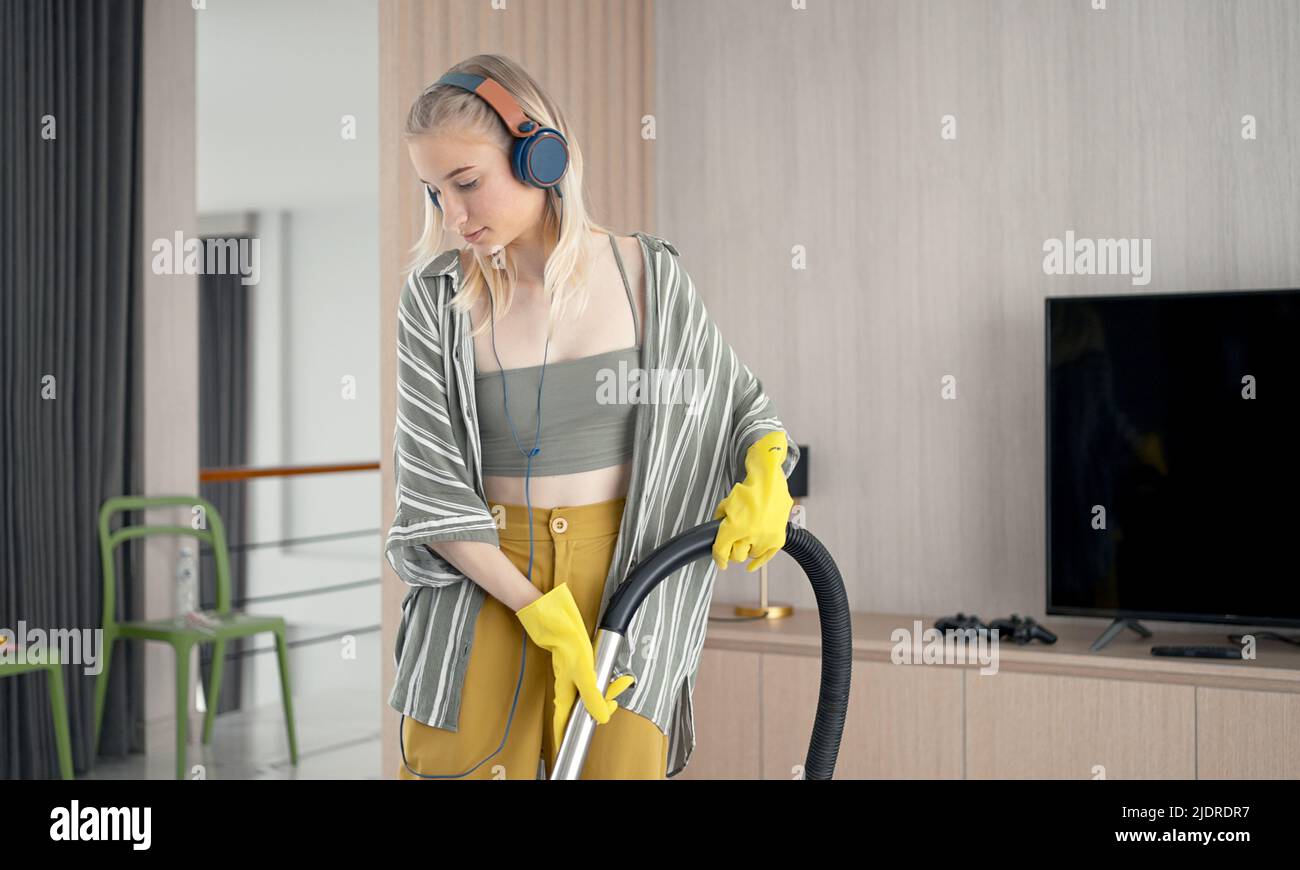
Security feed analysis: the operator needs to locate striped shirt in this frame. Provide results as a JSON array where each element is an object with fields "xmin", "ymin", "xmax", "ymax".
[{"xmin": 385, "ymin": 231, "xmax": 800, "ymax": 778}]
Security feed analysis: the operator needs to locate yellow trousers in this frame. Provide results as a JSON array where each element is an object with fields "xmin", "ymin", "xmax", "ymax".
[{"xmin": 397, "ymin": 495, "xmax": 669, "ymax": 780}]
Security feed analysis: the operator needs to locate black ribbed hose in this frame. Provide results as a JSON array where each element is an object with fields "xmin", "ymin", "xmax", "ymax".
[{"xmin": 600, "ymin": 520, "xmax": 851, "ymax": 780}]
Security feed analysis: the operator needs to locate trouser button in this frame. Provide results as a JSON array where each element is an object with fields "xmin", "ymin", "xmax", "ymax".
[{"xmin": 550, "ymin": 516, "xmax": 568, "ymax": 534}]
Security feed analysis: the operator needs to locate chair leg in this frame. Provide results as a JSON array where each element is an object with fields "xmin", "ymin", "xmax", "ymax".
[
  {"xmin": 274, "ymin": 628, "xmax": 299, "ymax": 765},
  {"xmin": 202, "ymin": 639, "xmax": 227, "ymax": 745},
  {"xmin": 175, "ymin": 641, "xmax": 193, "ymax": 780},
  {"xmin": 92, "ymin": 633, "xmax": 116, "ymax": 754},
  {"xmin": 46, "ymin": 664, "xmax": 74, "ymax": 780}
]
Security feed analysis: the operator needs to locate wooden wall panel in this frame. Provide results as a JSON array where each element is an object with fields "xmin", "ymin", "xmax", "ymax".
[{"xmin": 657, "ymin": 0, "xmax": 1300, "ymax": 635}]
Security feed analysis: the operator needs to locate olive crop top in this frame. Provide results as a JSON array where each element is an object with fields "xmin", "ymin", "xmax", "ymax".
[{"xmin": 474, "ymin": 233, "xmax": 641, "ymax": 477}]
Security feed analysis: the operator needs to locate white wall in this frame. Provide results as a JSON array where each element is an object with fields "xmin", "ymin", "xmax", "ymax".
[{"xmin": 196, "ymin": 0, "xmax": 381, "ymax": 713}]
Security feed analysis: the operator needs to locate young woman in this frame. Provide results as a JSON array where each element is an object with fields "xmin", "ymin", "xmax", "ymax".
[{"xmin": 387, "ymin": 54, "xmax": 800, "ymax": 780}]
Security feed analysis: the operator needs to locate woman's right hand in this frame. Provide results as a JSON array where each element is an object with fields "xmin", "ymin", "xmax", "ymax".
[{"xmin": 514, "ymin": 583, "xmax": 635, "ymax": 749}]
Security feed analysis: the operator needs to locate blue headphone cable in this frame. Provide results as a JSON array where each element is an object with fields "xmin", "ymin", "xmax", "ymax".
[{"xmin": 401, "ymin": 193, "xmax": 564, "ymax": 778}]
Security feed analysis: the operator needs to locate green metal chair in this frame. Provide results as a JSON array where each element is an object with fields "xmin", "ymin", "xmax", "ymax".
[
  {"xmin": 0, "ymin": 647, "xmax": 74, "ymax": 779},
  {"xmin": 92, "ymin": 494, "xmax": 299, "ymax": 779}
]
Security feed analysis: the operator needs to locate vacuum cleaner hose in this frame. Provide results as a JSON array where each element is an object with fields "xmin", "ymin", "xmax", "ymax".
[{"xmin": 600, "ymin": 519, "xmax": 851, "ymax": 780}]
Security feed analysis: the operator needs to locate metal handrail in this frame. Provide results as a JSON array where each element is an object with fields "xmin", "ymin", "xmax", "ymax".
[{"xmin": 200, "ymin": 461, "xmax": 379, "ymax": 483}]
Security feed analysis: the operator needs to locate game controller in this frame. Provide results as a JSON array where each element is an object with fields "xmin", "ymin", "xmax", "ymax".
[
  {"xmin": 933, "ymin": 613, "xmax": 999, "ymax": 644},
  {"xmin": 987, "ymin": 614, "xmax": 1058, "ymax": 645},
  {"xmin": 934, "ymin": 612, "xmax": 991, "ymax": 633},
  {"xmin": 933, "ymin": 613, "xmax": 1057, "ymax": 645}
]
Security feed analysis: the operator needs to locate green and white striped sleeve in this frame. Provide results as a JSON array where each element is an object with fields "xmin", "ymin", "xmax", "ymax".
[
  {"xmin": 385, "ymin": 272, "xmax": 499, "ymax": 589},
  {"xmin": 729, "ymin": 361, "xmax": 801, "ymax": 485},
  {"xmin": 663, "ymin": 239, "xmax": 801, "ymax": 488}
]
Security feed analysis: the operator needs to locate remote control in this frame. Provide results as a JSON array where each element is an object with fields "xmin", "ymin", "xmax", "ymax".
[{"xmin": 1150, "ymin": 645, "xmax": 1242, "ymax": 659}]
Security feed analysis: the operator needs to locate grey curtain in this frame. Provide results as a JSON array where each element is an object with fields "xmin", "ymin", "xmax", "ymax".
[
  {"xmin": 0, "ymin": 0, "xmax": 145, "ymax": 777},
  {"xmin": 198, "ymin": 251, "xmax": 251, "ymax": 715}
]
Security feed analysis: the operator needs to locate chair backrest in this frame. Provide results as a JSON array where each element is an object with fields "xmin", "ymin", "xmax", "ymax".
[{"xmin": 97, "ymin": 495, "xmax": 233, "ymax": 634}]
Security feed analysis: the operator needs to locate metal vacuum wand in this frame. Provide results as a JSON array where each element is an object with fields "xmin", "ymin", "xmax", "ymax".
[{"xmin": 550, "ymin": 628, "xmax": 624, "ymax": 779}]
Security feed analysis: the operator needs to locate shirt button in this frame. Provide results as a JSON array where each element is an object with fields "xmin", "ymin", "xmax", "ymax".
[{"xmin": 550, "ymin": 516, "xmax": 568, "ymax": 535}]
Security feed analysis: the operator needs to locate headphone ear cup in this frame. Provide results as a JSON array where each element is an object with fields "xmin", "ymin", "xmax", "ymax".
[
  {"xmin": 512, "ymin": 128, "xmax": 569, "ymax": 191},
  {"xmin": 426, "ymin": 185, "xmax": 441, "ymax": 210}
]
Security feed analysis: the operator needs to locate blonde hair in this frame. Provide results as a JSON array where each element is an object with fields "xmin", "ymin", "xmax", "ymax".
[{"xmin": 404, "ymin": 54, "xmax": 614, "ymax": 340}]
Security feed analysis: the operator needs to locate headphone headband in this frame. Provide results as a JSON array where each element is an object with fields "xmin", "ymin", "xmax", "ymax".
[
  {"xmin": 428, "ymin": 70, "xmax": 570, "ymax": 200},
  {"xmin": 436, "ymin": 72, "xmax": 539, "ymax": 139}
]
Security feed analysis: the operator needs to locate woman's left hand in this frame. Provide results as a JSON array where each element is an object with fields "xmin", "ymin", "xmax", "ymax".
[{"xmin": 712, "ymin": 431, "xmax": 795, "ymax": 572}]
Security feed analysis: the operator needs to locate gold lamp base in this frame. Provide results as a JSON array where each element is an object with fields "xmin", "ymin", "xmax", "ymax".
[
  {"xmin": 732, "ymin": 561, "xmax": 794, "ymax": 620},
  {"xmin": 734, "ymin": 603, "xmax": 793, "ymax": 619}
]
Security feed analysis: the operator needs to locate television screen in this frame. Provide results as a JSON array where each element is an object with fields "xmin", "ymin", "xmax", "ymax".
[{"xmin": 1046, "ymin": 289, "xmax": 1300, "ymax": 628}]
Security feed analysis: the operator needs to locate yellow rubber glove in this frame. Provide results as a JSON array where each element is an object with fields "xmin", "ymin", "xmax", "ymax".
[
  {"xmin": 712, "ymin": 430, "xmax": 795, "ymax": 572},
  {"xmin": 515, "ymin": 583, "xmax": 635, "ymax": 750}
]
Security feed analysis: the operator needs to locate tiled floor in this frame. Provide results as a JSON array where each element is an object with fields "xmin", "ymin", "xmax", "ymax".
[{"xmin": 84, "ymin": 687, "xmax": 382, "ymax": 780}]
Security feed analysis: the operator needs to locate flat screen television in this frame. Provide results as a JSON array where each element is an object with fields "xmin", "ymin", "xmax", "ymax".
[{"xmin": 1045, "ymin": 288, "xmax": 1300, "ymax": 634}]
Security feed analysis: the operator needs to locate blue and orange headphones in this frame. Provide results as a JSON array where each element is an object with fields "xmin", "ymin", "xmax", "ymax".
[{"xmin": 424, "ymin": 71, "xmax": 569, "ymax": 211}]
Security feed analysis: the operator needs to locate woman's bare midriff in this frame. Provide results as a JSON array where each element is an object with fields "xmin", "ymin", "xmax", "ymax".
[{"xmin": 482, "ymin": 462, "xmax": 632, "ymax": 509}]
